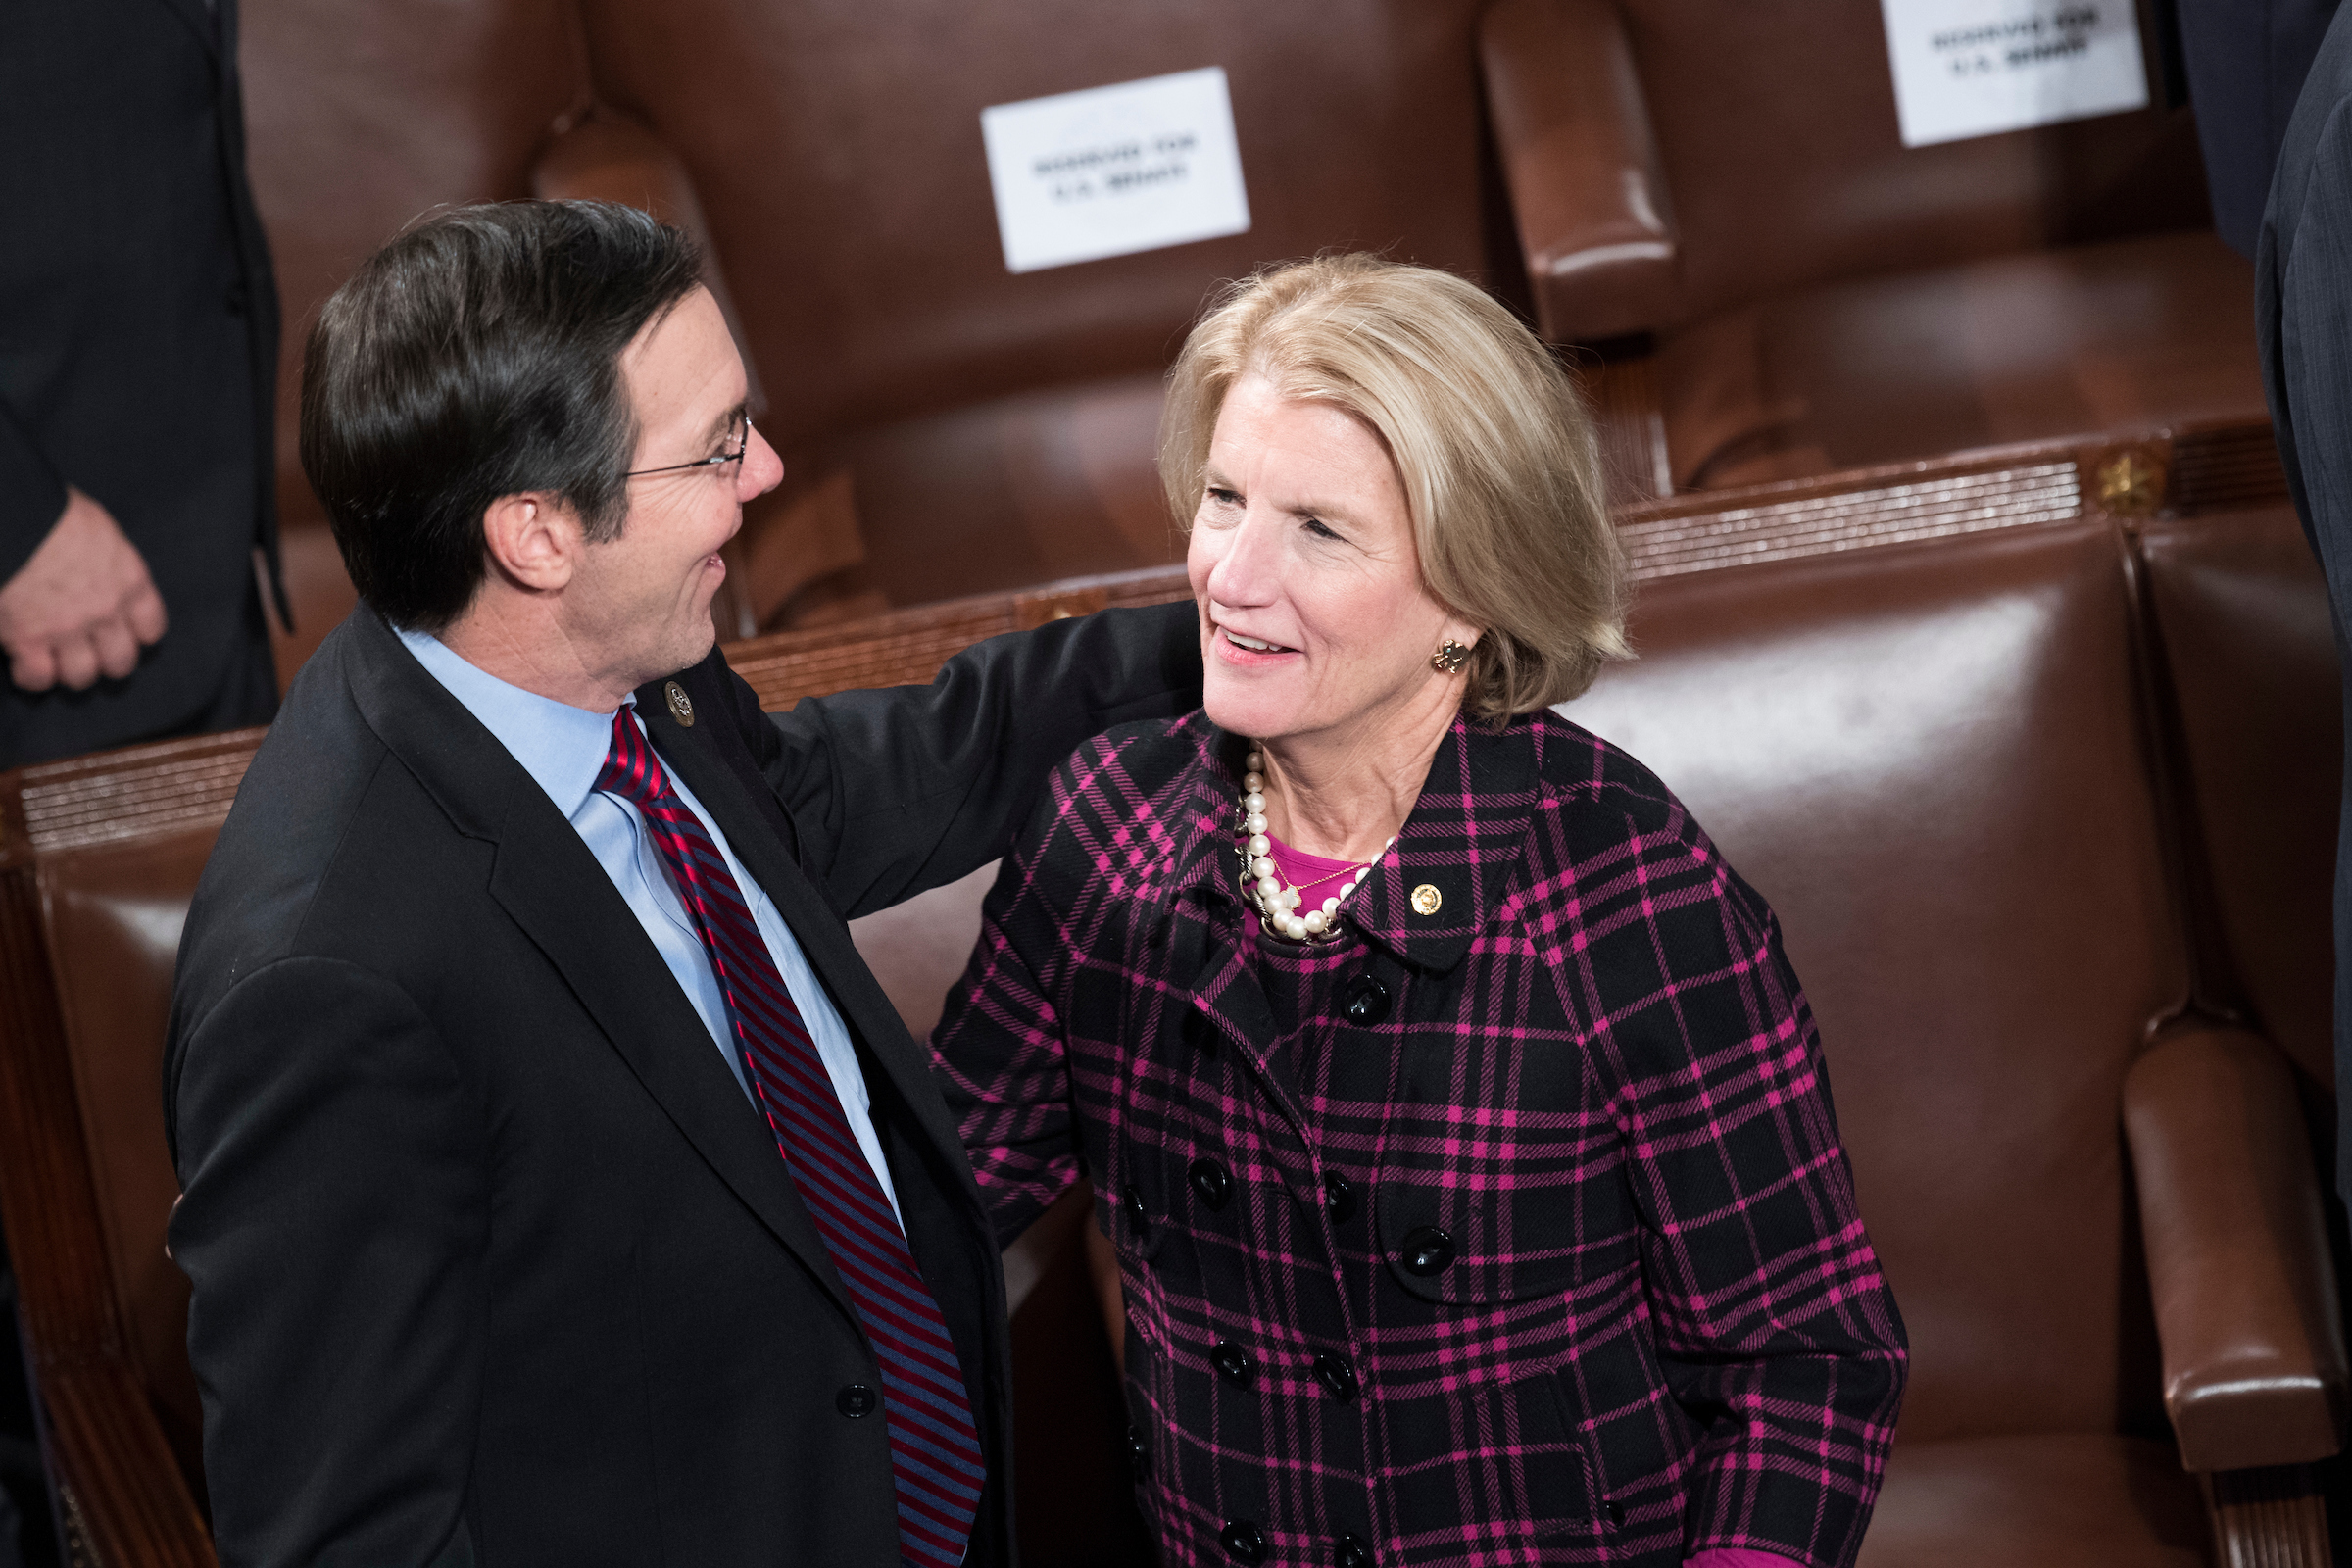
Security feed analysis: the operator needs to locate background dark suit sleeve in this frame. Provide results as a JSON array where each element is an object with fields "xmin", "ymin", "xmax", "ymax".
[
  {"xmin": 0, "ymin": 400, "xmax": 66, "ymax": 587},
  {"xmin": 169, "ymin": 957, "xmax": 484, "ymax": 1568},
  {"xmin": 737, "ymin": 599, "xmax": 1201, "ymax": 919}
]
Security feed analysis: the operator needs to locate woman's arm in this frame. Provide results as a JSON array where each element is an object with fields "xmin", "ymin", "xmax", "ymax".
[{"xmin": 1596, "ymin": 837, "xmax": 1908, "ymax": 1568}]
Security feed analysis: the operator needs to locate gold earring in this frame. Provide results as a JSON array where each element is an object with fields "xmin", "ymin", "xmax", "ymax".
[{"xmin": 1431, "ymin": 639, "xmax": 1472, "ymax": 674}]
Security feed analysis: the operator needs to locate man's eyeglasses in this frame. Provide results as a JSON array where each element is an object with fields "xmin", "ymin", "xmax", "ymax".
[{"xmin": 625, "ymin": 412, "xmax": 751, "ymax": 479}]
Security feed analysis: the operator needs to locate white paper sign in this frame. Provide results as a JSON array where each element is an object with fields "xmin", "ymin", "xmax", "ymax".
[
  {"xmin": 1880, "ymin": 0, "xmax": 2150, "ymax": 148},
  {"xmin": 981, "ymin": 67, "xmax": 1251, "ymax": 274}
]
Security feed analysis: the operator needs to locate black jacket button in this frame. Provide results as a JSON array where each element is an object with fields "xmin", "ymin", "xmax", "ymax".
[
  {"xmin": 1125, "ymin": 1421, "xmax": 1148, "ymax": 1482},
  {"xmin": 836, "ymin": 1383, "xmax": 877, "ymax": 1417},
  {"xmin": 1189, "ymin": 1157, "xmax": 1232, "ymax": 1210},
  {"xmin": 1341, "ymin": 975, "xmax": 1391, "ymax": 1027},
  {"xmin": 1323, "ymin": 1169, "xmax": 1357, "ymax": 1222},
  {"xmin": 1210, "ymin": 1338, "xmax": 1255, "ymax": 1387},
  {"xmin": 1124, "ymin": 1182, "xmax": 1149, "ymax": 1238},
  {"xmin": 1399, "ymin": 1226, "xmax": 1454, "ymax": 1276},
  {"xmin": 1313, "ymin": 1350, "xmax": 1359, "ymax": 1402},
  {"xmin": 1221, "ymin": 1519, "xmax": 1267, "ymax": 1564},
  {"xmin": 1603, "ymin": 1497, "xmax": 1625, "ymax": 1527},
  {"xmin": 1335, "ymin": 1534, "xmax": 1373, "ymax": 1568}
]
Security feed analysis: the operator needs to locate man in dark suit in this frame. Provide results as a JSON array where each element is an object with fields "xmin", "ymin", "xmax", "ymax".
[
  {"xmin": 165, "ymin": 201, "xmax": 1199, "ymax": 1566},
  {"xmin": 0, "ymin": 0, "xmax": 285, "ymax": 769},
  {"xmin": 2262, "ymin": 0, "xmax": 2352, "ymax": 1203},
  {"xmin": 2178, "ymin": 0, "xmax": 2343, "ymax": 257}
]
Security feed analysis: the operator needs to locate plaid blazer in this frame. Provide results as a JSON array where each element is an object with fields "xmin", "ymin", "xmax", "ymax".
[{"xmin": 934, "ymin": 710, "xmax": 1906, "ymax": 1568}]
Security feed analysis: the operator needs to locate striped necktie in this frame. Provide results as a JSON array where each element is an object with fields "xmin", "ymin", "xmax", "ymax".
[{"xmin": 596, "ymin": 704, "xmax": 985, "ymax": 1566}]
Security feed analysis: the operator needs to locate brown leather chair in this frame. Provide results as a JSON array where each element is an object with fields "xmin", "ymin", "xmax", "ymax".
[
  {"xmin": 236, "ymin": 0, "xmax": 1513, "ymax": 683},
  {"xmin": 1574, "ymin": 438, "xmax": 2342, "ymax": 1564},
  {"xmin": 1478, "ymin": 0, "xmax": 2268, "ymax": 498}
]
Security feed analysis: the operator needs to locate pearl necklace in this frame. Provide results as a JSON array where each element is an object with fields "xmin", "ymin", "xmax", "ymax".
[{"xmin": 1235, "ymin": 744, "xmax": 1393, "ymax": 944}]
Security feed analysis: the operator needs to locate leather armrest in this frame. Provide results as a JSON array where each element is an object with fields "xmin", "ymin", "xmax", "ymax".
[
  {"xmin": 1478, "ymin": 0, "xmax": 1678, "ymax": 344},
  {"xmin": 2123, "ymin": 1024, "xmax": 2347, "ymax": 1472}
]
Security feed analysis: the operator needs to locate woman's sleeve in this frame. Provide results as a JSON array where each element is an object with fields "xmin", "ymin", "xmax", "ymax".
[
  {"xmin": 1601, "ymin": 837, "xmax": 1908, "ymax": 1568},
  {"xmin": 927, "ymin": 744, "xmax": 1106, "ymax": 1247}
]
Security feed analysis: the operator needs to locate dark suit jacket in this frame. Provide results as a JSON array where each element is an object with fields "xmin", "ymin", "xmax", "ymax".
[
  {"xmin": 2179, "ymin": 0, "xmax": 2343, "ymax": 257},
  {"xmin": 164, "ymin": 600, "xmax": 1200, "ymax": 1566},
  {"xmin": 2259, "ymin": 0, "xmax": 2352, "ymax": 1201},
  {"xmin": 0, "ymin": 0, "xmax": 283, "ymax": 765}
]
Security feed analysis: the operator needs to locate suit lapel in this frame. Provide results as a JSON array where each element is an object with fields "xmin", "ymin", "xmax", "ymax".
[{"xmin": 341, "ymin": 611, "xmax": 865, "ymax": 1334}]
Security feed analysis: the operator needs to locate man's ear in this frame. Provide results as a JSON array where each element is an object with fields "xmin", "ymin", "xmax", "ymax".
[{"xmin": 481, "ymin": 493, "xmax": 583, "ymax": 593}]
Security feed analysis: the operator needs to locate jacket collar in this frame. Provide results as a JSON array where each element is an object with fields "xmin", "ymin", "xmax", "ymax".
[{"xmin": 1174, "ymin": 713, "xmax": 1540, "ymax": 974}]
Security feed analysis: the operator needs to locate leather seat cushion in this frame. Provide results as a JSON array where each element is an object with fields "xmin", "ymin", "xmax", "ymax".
[
  {"xmin": 1858, "ymin": 1432, "xmax": 2207, "ymax": 1567},
  {"xmin": 1657, "ymin": 230, "xmax": 2264, "ymax": 491}
]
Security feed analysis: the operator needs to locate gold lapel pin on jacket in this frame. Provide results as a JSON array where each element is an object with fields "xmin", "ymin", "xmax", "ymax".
[{"xmin": 664, "ymin": 681, "xmax": 695, "ymax": 727}]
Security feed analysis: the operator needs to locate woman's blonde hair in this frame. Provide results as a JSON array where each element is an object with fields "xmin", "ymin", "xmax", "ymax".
[{"xmin": 1159, "ymin": 254, "xmax": 1629, "ymax": 719}]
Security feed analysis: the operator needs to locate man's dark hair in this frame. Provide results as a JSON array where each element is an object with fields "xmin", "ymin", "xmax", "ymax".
[{"xmin": 300, "ymin": 200, "xmax": 705, "ymax": 632}]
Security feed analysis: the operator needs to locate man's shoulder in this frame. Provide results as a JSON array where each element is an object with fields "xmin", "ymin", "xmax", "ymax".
[{"xmin": 178, "ymin": 626, "xmax": 478, "ymax": 1025}]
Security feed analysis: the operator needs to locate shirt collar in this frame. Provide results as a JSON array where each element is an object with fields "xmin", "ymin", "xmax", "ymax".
[{"xmin": 396, "ymin": 626, "xmax": 624, "ymax": 820}]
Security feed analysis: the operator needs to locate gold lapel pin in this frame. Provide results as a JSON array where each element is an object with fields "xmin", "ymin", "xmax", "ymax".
[
  {"xmin": 664, "ymin": 680, "xmax": 695, "ymax": 727},
  {"xmin": 1410, "ymin": 884, "xmax": 1442, "ymax": 916}
]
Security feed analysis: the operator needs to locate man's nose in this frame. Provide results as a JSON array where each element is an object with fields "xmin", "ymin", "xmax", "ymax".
[{"xmin": 740, "ymin": 423, "xmax": 785, "ymax": 501}]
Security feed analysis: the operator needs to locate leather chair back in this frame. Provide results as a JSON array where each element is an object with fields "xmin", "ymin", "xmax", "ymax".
[
  {"xmin": 2136, "ymin": 504, "xmax": 2343, "ymax": 1090},
  {"xmin": 1561, "ymin": 514, "xmax": 2187, "ymax": 1442},
  {"xmin": 1616, "ymin": 0, "xmax": 2211, "ymax": 333},
  {"xmin": 576, "ymin": 0, "xmax": 1497, "ymax": 452},
  {"xmin": 40, "ymin": 835, "xmax": 213, "ymax": 1486}
]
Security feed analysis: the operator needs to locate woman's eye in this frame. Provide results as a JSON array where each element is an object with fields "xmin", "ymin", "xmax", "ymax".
[
  {"xmin": 1302, "ymin": 516, "xmax": 1342, "ymax": 540},
  {"xmin": 1205, "ymin": 487, "xmax": 1240, "ymax": 506}
]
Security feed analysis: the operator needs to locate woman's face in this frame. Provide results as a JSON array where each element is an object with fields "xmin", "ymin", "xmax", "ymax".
[{"xmin": 1188, "ymin": 374, "xmax": 1477, "ymax": 752}]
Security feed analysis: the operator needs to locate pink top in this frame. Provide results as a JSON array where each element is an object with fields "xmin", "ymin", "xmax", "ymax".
[
  {"xmin": 1262, "ymin": 831, "xmax": 1368, "ymax": 902},
  {"xmin": 1276, "ymin": 829, "xmax": 1809, "ymax": 1568}
]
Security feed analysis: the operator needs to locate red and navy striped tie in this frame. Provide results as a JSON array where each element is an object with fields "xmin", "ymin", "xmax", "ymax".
[{"xmin": 596, "ymin": 704, "xmax": 985, "ymax": 1566}]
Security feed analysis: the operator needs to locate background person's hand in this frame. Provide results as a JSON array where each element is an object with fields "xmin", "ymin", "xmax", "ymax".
[{"xmin": 0, "ymin": 486, "xmax": 169, "ymax": 691}]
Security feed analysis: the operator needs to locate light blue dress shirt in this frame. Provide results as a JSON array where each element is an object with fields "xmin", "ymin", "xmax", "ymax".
[{"xmin": 399, "ymin": 628, "xmax": 904, "ymax": 1225}]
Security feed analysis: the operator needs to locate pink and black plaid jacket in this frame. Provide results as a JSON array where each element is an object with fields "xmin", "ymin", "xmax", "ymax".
[{"xmin": 933, "ymin": 710, "xmax": 1907, "ymax": 1568}]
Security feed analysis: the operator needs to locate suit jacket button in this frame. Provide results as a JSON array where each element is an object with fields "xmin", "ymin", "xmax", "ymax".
[
  {"xmin": 836, "ymin": 1383, "xmax": 877, "ymax": 1418},
  {"xmin": 1603, "ymin": 1497, "xmax": 1625, "ymax": 1527},
  {"xmin": 1314, "ymin": 1350, "xmax": 1358, "ymax": 1402},
  {"xmin": 1189, "ymin": 1157, "xmax": 1232, "ymax": 1210},
  {"xmin": 1399, "ymin": 1226, "xmax": 1454, "ymax": 1276},
  {"xmin": 1322, "ymin": 1169, "xmax": 1357, "ymax": 1222},
  {"xmin": 1210, "ymin": 1338, "xmax": 1255, "ymax": 1387},
  {"xmin": 1221, "ymin": 1519, "xmax": 1267, "ymax": 1564},
  {"xmin": 1124, "ymin": 1182, "xmax": 1150, "ymax": 1239},
  {"xmin": 1335, "ymin": 1534, "xmax": 1374, "ymax": 1568},
  {"xmin": 1341, "ymin": 975, "xmax": 1390, "ymax": 1027}
]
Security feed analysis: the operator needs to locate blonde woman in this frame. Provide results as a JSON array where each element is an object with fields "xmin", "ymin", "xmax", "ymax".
[{"xmin": 935, "ymin": 255, "xmax": 1906, "ymax": 1568}]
